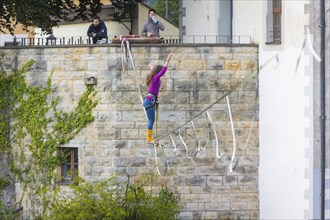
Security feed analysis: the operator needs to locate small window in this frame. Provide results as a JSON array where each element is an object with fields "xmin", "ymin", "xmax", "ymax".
[
  {"xmin": 56, "ymin": 148, "xmax": 78, "ymax": 184},
  {"xmin": 266, "ymin": 0, "xmax": 282, "ymax": 44}
]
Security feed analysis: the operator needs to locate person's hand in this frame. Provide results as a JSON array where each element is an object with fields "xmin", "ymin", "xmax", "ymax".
[
  {"xmin": 92, "ymin": 33, "xmax": 97, "ymax": 37},
  {"xmin": 151, "ymin": 16, "xmax": 158, "ymax": 24},
  {"xmin": 146, "ymin": 32, "xmax": 153, "ymax": 37},
  {"xmin": 166, "ymin": 53, "xmax": 173, "ymax": 61}
]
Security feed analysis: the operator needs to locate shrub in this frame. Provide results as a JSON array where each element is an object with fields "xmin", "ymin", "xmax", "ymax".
[{"xmin": 46, "ymin": 175, "xmax": 180, "ymax": 220}]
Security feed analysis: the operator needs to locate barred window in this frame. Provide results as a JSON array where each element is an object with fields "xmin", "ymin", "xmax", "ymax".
[{"xmin": 266, "ymin": 0, "xmax": 282, "ymax": 44}]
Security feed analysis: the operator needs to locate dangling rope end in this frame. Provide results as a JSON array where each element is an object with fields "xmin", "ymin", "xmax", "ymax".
[{"xmin": 229, "ymin": 158, "xmax": 238, "ymax": 173}]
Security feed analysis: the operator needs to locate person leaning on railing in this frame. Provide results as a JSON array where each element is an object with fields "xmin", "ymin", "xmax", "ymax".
[
  {"xmin": 87, "ymin": 16, "xmax": 108, "ymax": 44},
  {"xmin": 141, "ymin": 9, "xmax": 165, "ymax": 38}
]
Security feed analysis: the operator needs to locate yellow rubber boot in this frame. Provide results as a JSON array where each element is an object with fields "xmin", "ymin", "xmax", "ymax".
[{"xmin": 146, "ymin": 129, "xmax": 153, "ymax": 143}]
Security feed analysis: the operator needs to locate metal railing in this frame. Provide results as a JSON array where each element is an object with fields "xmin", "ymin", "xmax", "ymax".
[
  {"xmin": 0, "ymin": 35, "xmax": 252, "ymax": 47},
  {"xmin": 1, "ymin": 36, "xmax": 93, "ymax": 46}
]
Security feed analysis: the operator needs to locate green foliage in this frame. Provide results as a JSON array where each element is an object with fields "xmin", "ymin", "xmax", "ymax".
[
  {"xmin": 0, "ymin": 201, "xmax": 18, "ymax": 220},
  {"xmin": 46, "ymin": 175, "xmax": 180, "ymax": 220},
  {"xmin": 0, "ymin": 178, "xmax": 10, "ymax": 191},
  {"xmin": 0, "ymin": 0, "xmax": 102, "ymax": 34},
  {"xmin": 0, "ymin": 60, "xmax": 98, "ymax": 216},
  {"xmin": 110, "ymin": 0, "xmax": 145, "ymax": 21},
  {"xmin": 0, "ymin": 178, "xmax": 17, "ymax": 220},
  {"xmin": 0, "ymin": 60, "xmax": 180, "ymax": 219}
]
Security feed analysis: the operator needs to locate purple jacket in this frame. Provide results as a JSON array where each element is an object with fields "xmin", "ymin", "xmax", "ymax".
[{"xmin": 148, "ymin": 66, "xmax": 167, "ymax": 97}]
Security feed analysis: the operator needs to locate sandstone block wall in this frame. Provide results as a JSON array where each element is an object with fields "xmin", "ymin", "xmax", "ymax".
[{"xmin": 0, "ymin": 43, "xmax": 259, "ymax": 219}]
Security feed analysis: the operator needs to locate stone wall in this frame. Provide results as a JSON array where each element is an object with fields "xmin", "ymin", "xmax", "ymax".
[{"xmin": 0, "ymin": 43, "xmax": 259, "ymax": 219}]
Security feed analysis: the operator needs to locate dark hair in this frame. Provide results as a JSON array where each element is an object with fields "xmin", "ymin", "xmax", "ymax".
[
  {"xmin": 93, "ymin": 16, "xmax": 100, "ymax": 21},
  {"xmin": 146, "ymin": 65, "xmax": 163, "ymax": 87},
  {"xmin": 148, "ymin": 9, "xmax": 156, "ymax": 14}
]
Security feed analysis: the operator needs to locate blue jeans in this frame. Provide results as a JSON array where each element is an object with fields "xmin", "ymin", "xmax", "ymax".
[{"xmin": 143, "ymin": 98, "xmax": 156, "ymax": 130}]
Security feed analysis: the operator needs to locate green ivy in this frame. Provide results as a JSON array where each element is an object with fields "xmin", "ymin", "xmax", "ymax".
[
  {"xmin": 0, "ymin": 60, "xmax": 181, "ymax": 219},
  {"xmin": 0, "ymin": 60, "xmax": 98, "ymax": 217}
]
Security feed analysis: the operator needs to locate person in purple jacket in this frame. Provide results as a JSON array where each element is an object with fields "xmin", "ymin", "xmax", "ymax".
[{"xmin": 143, "ymin": 53, "xmax": 173, "ymax": 143}]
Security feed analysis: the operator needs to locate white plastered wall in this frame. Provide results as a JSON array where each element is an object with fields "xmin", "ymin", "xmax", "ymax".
[
  {"xmin": 181, "ymin": 0, "xmax": 312, "ymax": 218},
  {"xmin": 256, "ymin": 0, "xmax": 312, "ymax": 219}
]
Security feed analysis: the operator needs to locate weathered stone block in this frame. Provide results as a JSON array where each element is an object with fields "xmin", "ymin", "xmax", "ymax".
[
  {"xmin": 201, "ymin": 211, "xmax": 217, "ymax": 219},
  {"xmin": 225, "ymin": 60, "xmax": 241, "ymax": 70},
  {"xmin": 205, "ymin": 202, "xmax": 230, "ymax": 211},
  {"xmin": 186, "ymin": 202, "xmax": 198, "ymax": 211},
  {"xmin": 185, "ymin": 193, "xmax": 210, "ymax": 202},
  {"xmin": 224, "ymin": 175, "xmax": 238, "ymax": 185},
  {"xmin": 234, "ymin": 193, "xmax": 258, "ymax": 202},
  {"xmin": 178, "ymin": 60, "xmax": 205, "ymax": 70},
  {"xmin": 239, "ymin": 175, "xmax": 258, "ymax": 185},
  {"xmin": 241, "ymin": 59, "xmax": 258, "ymax": 70},
  {"xmin": 178, "ymin": 212, "xmax": 193, "ymax": 220},
  {"xmin": 231, "ymin": 202, "xmax": 248, "ymax": 210},
  {"xmin": 177, "ymin": 167, "xmax": 197, "ymax": 176},
  {"xmin": 206, "ymin": 176, "xmax": 223, "ymax": 186}
]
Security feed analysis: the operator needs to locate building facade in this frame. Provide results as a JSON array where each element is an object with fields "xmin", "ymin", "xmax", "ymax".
[{"xmin": 181, "ymin": 0, "xmax": 329, "ymax": 218}]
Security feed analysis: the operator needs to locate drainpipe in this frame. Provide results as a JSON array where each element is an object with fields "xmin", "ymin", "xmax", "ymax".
[
  {"xmin": 320, "ymin": 0, "xmax": 326, "ymax": 219},
  {"xmin": 179, "ymin": 0, "xmax": 183, "ymax": 43},
  {"xmin": 229, "ymin": 0, "xmax": 233, "ymax": 44}
]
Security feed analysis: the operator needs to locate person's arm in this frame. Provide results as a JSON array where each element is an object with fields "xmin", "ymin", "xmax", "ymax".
[
  {"xmin": 97, "ymin": 22, "xmax": 107, "ymax": 38},
  {"xmin": 163, "ymin": 53, "xmax": 173, "ymax": 67},
  {"xmin": 141, "ymin": 23, "xmax": 147, "ymax": 37},
  {"xmin": 152, "ymin": 53, "xmax": 173, "ymax": 82},
  {"xmin": 157, "ymin": 21, "xmax": 165, "ymax": 31},
  {"xmin": 151, "ymin": 16, "xmax": 164, "ymax": 32},
  {"xmin": 87, "ymin": 25, "xmax": 93, "ymax": 37}
]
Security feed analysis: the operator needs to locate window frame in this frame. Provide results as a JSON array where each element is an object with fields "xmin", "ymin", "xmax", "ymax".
[{"xmin": 56, "ymin": 147, "xmax": 78, "ymax": 185}]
